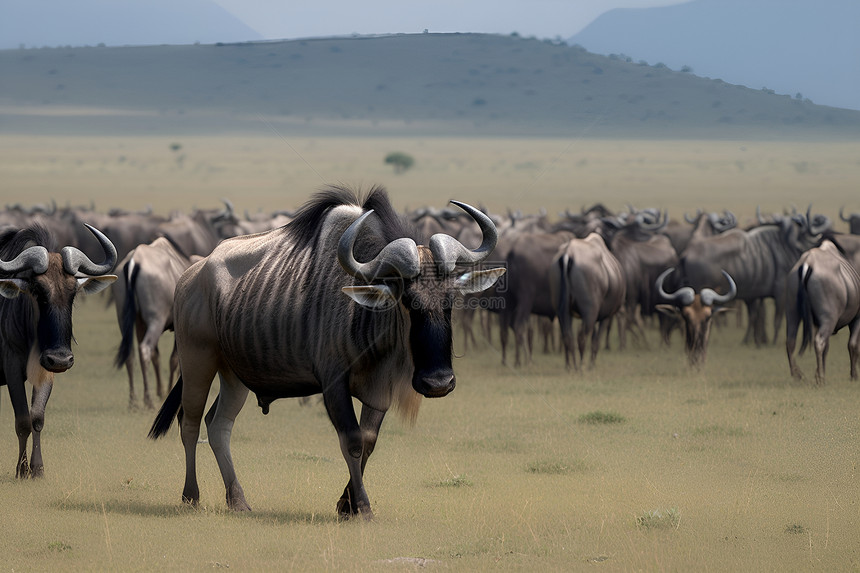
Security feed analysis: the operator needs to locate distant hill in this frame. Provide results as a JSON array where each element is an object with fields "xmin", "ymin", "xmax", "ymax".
[
  {"xmin": 2, "ymin": 33, "xmax": 859, "ymax": 138},
  {"xmin": 569, "ymin": 0, "xmax": 860, "ymax": 111},
  {"xmin": 0, "ymin": 0, "xmax": 262, "ymax": 49}
]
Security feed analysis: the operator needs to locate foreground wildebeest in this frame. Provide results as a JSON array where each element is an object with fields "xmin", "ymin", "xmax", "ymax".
[
  {"xmin": 655, "ymin": 268, "xmax": 737, "ymax": 368},
  {"xmin": 0, "ymin": 224, "xmax": 116, "ymax": 477},
  {"xmin": 785, "ymin": 240, "xmax": 860, "ymax": 385},
  {"xmin": 113, "ymin": 237, "xmax": 199, "ymax": 409},
  {"xmin": 148, "ymin": 186, "xmax": 504, "ymax": 518},
  {"xmin": 550, "ymin": 233, "xmax": 625, "ymax": 370}
]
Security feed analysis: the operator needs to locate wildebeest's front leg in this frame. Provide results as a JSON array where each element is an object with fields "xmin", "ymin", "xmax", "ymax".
[
  {"xmin": 28, "ymin": 377, "xmax": 53, "ymax": 478},
  {"xmin": 323, "ymin": 381, "xmax": 373, "ymax": 519},
  {"xmin": 5, "ymin": 366, "xmax": 32, "ymax": 478},
  {"xmin": 337, "ymin": 404, "xmax": 386, "ymax": 517},
  {"xmin": 206, "ymin": 371, "xmax": 251, "ymax": 511}
]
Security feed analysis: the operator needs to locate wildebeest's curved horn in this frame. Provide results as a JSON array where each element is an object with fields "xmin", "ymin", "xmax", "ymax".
[
  {"xmin": 684, "ymin": 209, "xmax": 701, "ymax": 224},
  {"xmin": 806, "ymin": 205, "xmax": 831, "ymax": 236},
  {"xmin": 338, "ymin": 210, "xmax": 420, "ymax": 281},
  {"xmin": 756, "ymin": 205, "xmax": 767, "ymax": 225},
  {"xmin": 61, "ymin": 224, "xmax": 117, "ymax": 276},
  {"xmin": 701, "ymin": 271, "xmax": 737, "ymax": 307},
  {"xmin": 428, "ymin": 200, "xmax": 498, "ymax": 273},
  {"xmin": 655, "ymin": 268, "xmax": 695, "ymax": 307},
  {"xmin": 839, "ymin": 206, "xmax": 851, "ymax": 222},
  {"xmin": 0, "ymin": 246, "xmax": 49, "ymax": 275},
  {"xmin": 638, "ymin": 209, "xmax": 668, "ymax": 231}
]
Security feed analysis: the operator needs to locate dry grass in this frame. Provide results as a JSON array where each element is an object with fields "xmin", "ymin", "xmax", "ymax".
[{"xmin": 0, "ymin": 135, "xmax": 859, "ymax": 570}]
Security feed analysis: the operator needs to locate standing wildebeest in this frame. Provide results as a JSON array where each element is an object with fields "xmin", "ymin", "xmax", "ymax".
[
  {"xmin": 550, "ymin": 233, "xmax": 625, "ymax": 370},
  {"xmin": 785, "ymin": 240, "xmax": 860, "ymax": 385},
  {"xmin": 839, "ymin": 207, "xmax": 860, "ymax": 235},
  {"xmin": 679, "ymin": 214, "xmax": 824, "ymax": 347},
  {"xmin": 501, "ymin": 230, "xmax": 574, "ymax": 366},
  {"xmin": 148, "ymin": 186, "xmax": 504, "ymax": 518},
  {"xmin": 0, "ymin": 224, "xmax": 116, "ymax": 478},
  {"xmin": 655, "ymin": 268, "xmax": 737, "ymax": 368},
  {"xmin": 113, "ymin": 237, "xmax": 198, "ymax": 409}
]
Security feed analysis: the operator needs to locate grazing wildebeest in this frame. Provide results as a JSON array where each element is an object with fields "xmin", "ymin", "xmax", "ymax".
[
  {"xmin": 550, "ymin": 233, "xmax": 625, "ymax": 370},
  {"xmin": 0, "ymin": 224, "xmax": 116, "ymax": 478},
  {"xmin": 655, "ymin": 268, "xmax": 737, "ymax": 368},
  {"xmin": 148, "ymin": 186, "xmax": 504, "ymax": 518},
  {"xmin": 113, "ymin": 237, "xmax": 198, "ymax": 409},
  {"xmin": 785, "ymin": 240, "xmax": 860, "ymax": 385}
]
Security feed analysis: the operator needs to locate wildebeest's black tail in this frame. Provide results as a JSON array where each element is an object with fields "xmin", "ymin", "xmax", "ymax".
[
  {"xmin": 114, "ymin": 260, "xmax": 140, "ymax": 369},
  {"xmin": 148, "ymin": 375, "xmax": 184, "ymax": 439},
  {"xmin": 556, "ymin": 254, "xmax": 576, "ymax": 366},
  {"xmin": 797, "ymin": 263, "xmax": 814, "ymax": 355}
]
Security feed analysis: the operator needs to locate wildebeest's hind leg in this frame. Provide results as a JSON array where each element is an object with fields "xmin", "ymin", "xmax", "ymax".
[
  {"xmin": 337, "ymin": 405, "xmax": 385, "ymax": 517},
  {"xmin": 785, "ymin": 303, "xmax": 804, "ymax": 380},
  {"xmin": 813, "ymin": 328, "xmax": 830, "ymax": 385},
  {"xmin": 322, "ymin": 380, "xmax": 374, "ymax": 519},
  {"xmin": 206, "ymin": 371, "xmax": 251, "ymax": 511},
  {"xmin": 848, "ymin": 318, "xmax": 860, "ymax": 381},
  {"xmin": 178, "ymin": 355, "xmax": 218, "ymax": 506}
]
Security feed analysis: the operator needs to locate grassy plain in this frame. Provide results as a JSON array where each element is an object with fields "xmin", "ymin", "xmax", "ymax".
[{"xmin": 1, "ymin": 134, "xmax": 859, "ymax": 571}]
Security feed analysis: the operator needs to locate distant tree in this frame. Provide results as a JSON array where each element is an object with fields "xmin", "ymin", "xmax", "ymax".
[
  {"xmin": 384, "ymin": 152, "xmax": 415, "ymax": 174},
  {"xmin": 681, "ymin": 65, "xmax": 693, "ymax": 73}
]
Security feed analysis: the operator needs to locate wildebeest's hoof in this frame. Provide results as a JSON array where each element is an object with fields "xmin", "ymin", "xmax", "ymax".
[
  {"xmin": 337, "ymin": 497, "xmax": 373, "ymax": 521},
  {"xmin": 30, "ymin": 465, "xmax": 44, "ymax": 478},
  {"xmin": 226, "ymin": 484, "xmax": 251, "ymax": 511}
]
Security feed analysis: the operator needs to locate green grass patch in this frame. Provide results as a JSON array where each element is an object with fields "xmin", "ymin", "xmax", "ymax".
[
  {"xmin": 785, "ymin": 524, "xmax": 807, "ymax": 535},
  {"xmin": 578, "ymin": 410, "xmax": 626, "ymax": 425},
  {"xmin": 691, "ymin": 425, "xmax": 747, "ymax": 438},
  {"xmin": 286, "ymin": 452, "xmax": 334, "ymax": 463},
  {"xmin": 636, "ymin": 508, "xmax": 681, "ymax": 530},
  {"xmin": 525, "ymin": 459, "xmax": 587, "ymax": 475},
  {"xmin": 435, "ymin": 474, "xmax": 473, "ymax": 488}
]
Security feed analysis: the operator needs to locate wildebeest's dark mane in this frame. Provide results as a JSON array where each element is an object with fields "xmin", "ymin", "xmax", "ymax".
[
  {"xmin": 285, "ymin": 184, "xmax": 414, "ymax": 252},
  {"xmin": 0, "ymin": 224, "xmax": 57, "ymax": 260}
]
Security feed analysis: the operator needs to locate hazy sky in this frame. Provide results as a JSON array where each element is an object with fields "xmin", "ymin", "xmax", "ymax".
[{"xmin": 212, "ymin": 0, "xmax": 691, "ymax": 40}]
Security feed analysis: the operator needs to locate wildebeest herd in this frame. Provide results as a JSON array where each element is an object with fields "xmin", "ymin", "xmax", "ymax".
[{"xmin": 2, "ymin": 188, "xmax": 860, "ymax": 518}]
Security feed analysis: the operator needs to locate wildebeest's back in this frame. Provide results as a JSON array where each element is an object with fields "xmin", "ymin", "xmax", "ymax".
[{"xmin": 175, "ymin": 203, "xmax": 411, "ymax": 406}]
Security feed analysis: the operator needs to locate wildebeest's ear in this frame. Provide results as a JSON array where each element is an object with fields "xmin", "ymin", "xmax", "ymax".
[
  {"xmin": 342, "ymin": 285, "xmax": 398, "ymax": 309},
  {"xmin": 454, "ymin": 268, "xmax": 506, "ymax": 295},
  {"xmin": 0, "ymin": 278, "xmax": 29, "ymax": 299},
  {"xmin": 655, "ymin": 303, "xmax": 680, "ymax": 317},
  {"xmin": 77, "ymin": 274, "xmax": 118, "ymax": 295}
]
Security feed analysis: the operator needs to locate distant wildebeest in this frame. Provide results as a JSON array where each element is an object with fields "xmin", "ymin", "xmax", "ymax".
[
  {"xmin": 0, "ymin": 224, "xmax": 116, "ymax": 478},
  {"xmin": 113, "ymin": 237, "xmax": 199, "ymax": 409},
  {"xmin": 501, "ymin": 230, "xmax": 574, "ymax": 366},
  {"xmin": 550, "ymin": 233, "xmax": 625, "ymax": 370},
  {"xmin": 679, "ymin": 212, "xmax": 825, "ymax": 347},
  {"xmin": 839, "ymin": 207, "xmax": 860, "ymax": 235},
  {"xmin": 602, "ymin": 211, "xmax": 679, "ymax": 348},
  {"xmin": 655, "ymin": 268, "xmax": 737, "ymax": 368},
  {"xmin": 148, "ymin": 186, "xmax": 504, "ymax": 518},
  {"xmin": 785, "ymin": 240, "xmax": 860, "ymax": 385}
]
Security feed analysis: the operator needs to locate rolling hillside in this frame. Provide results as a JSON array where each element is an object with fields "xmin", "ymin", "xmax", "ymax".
[
  {"xmin": 569, "ymin": 0, "xmax": 860, "ymax": 112},
  {"xmin": 2, "ymin": 33, "xmax": 859, "ymax": 138}
]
